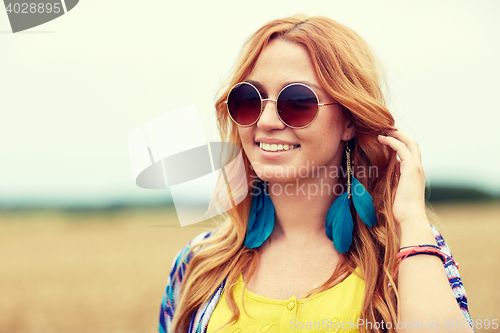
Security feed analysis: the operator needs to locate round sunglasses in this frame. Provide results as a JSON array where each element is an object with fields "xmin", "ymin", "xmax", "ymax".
[{"xmin": 226, "ymin": 82, "xmax": 338, "ymax": 129}]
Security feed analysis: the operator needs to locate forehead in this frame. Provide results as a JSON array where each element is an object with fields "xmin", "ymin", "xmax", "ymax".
[{"xmin": 246, "ymin": 39, "xmax": 320, "ymax": 90}]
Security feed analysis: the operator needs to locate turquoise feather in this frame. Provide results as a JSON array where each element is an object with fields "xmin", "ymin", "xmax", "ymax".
[
  {"xmin": 351, "ymin": 176, "xmax": 377, "ymax": 227},
  {"xmin": 325, "ymin": 191, "xmax": 354, "ymax": 253},
  {"xmin": 244, "ymin": 182, "xmax": 275, "ymax": 248}
]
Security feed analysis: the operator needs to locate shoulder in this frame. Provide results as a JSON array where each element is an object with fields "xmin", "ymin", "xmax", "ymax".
[
  {"xmin": 173, "ymin": 229, "xmax": 217, "ymax": 267},
  {"xmin": 165, "ymin": 230, "xmax": 216, "ymax": 293},
  {"xmin": 159, "ymin": 229, "xmax": 218, "ymax": 333}
]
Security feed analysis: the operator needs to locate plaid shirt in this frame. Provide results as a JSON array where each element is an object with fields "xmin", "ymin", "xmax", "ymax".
[{"xmin": 159, "ymin": 225, "xmax": 472, "ymax": 333}]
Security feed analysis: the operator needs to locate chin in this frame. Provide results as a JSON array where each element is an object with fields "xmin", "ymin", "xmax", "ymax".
[{"xmin": 250, "ymin": 162, "xmax": 299, "ymax": 183}]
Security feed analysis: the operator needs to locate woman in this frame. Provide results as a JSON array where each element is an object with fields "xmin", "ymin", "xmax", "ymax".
[{"xmin": 159, "ymin": 15, "xmax": 473, "ymax": 333}]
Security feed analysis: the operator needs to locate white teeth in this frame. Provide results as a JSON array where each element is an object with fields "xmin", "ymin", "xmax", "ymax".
[
  {"xmin": 260, "ymin": 142, "xmax": 272, "ymax": 150},
  {"xmin": 259, "ymin": 142, "xmax": 299, "ymax": 152}
]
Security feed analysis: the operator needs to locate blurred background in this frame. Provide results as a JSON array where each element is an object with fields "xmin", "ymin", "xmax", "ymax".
[{"xmin": 1, "ymin": 0, "xmax": 499, "ymax": 332}]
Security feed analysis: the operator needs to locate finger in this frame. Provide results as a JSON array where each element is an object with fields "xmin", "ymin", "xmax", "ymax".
[
  {"xmin": 387, "ymin": 130, "xmax": 422, "ymax": 163},
  {"xmin": 377, "ymin": 135, "xmax": 415, "ymax": 163}
]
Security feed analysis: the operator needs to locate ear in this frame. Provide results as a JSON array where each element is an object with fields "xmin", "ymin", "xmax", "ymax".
[{"xmin": 341, "ymin": 121, "xmax": 356, "ymax": 142}]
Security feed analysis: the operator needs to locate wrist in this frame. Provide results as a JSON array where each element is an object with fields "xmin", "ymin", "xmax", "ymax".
[{"xmin": 397, "ymin": 219, "xmax": 435, "ymax": 248}]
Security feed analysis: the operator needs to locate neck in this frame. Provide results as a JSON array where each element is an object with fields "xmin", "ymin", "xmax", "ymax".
[{"xmin": 266, "ymin": 174, "xmax": 341, "ymax": 245}]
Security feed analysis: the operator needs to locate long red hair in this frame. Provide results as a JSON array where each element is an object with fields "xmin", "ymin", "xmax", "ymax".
[{"xmin": 171, "ymin": 15, "xmax": 400, "ymax": 333}]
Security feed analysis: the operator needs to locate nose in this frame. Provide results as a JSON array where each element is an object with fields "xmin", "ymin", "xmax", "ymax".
[{"xmin": 257, "ymin": 98, "xmax": 286, "ymax": 131}]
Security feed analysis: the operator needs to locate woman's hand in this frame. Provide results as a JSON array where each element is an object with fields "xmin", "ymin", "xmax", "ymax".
[
  {"xmin": 379, "ymin": 131, "xmax": 474, "ymax": 332},
  {"xmin": 377, "ymin": 130, "xmax": 428, "ymax": 230}
]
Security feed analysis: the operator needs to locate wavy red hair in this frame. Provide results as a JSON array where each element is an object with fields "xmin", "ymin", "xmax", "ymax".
[{"xmin": 171, "ymin": 15, "xmax": 401, "ymax": 333}]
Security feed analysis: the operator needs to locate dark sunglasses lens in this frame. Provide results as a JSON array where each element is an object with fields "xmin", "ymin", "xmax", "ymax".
[
  {"xmin": 227, "ymin": 83, "xmax": 261, "ymax": 125},
  {"xmin": 278, "ymin": 85, "xmax": 318, "ymax": 127}
]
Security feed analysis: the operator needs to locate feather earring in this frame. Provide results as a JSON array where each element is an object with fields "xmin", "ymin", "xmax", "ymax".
[
  {"xmin": 244, "ymin": 180, "xmax": 275, "ymax": 248},
  {"xmin": 325, "ymin": 145, "xmax": 377, "ymax": 253}
]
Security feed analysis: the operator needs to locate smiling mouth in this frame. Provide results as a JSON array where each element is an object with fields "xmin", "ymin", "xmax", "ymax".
[{"xmin": 257, "ymin": 142, "xmax": 301, "ymax": 152}]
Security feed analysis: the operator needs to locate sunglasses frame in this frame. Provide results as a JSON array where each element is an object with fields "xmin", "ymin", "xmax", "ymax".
[{"xmin": 225, "ymin": 82, "xmax": 339, "ymax": 129}]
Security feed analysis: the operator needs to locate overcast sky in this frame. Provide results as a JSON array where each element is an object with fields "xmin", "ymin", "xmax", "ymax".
[{"xmin": 1, "ymin": 0, "xmax": 499, "ymax": 206}]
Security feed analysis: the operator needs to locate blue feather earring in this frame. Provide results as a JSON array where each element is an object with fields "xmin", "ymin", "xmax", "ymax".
[
  {"xmin": 325, "ymin": 145, "xmax": 377, "ymax": 253},
  {"xmin": 244, "ymin": 180, "xmax": 275, "ymax": 248}
]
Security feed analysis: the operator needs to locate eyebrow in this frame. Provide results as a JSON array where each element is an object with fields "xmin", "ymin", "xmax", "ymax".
[{"xmin": 245, "ymin": 80, "xmax": 324, "ymax": 93}]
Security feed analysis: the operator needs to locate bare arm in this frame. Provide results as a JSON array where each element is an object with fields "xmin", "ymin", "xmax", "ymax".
[{"xmin": 378, "ymin": 131, "xmax": 473, "ymax": 333}]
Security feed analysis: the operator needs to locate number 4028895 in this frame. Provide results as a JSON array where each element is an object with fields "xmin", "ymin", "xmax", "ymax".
[
  {"xmin": 5, "ymin": 3, "xmax": 61, "ymax": 14},
  {"xmin": 444, "ymin": 319, "xmax": 498, "ymax": 330}
]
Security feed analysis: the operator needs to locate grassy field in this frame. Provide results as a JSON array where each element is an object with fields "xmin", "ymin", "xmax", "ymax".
[{"xmin": 0, "ymin": 203, "xmax": 498, "ymax": 333}]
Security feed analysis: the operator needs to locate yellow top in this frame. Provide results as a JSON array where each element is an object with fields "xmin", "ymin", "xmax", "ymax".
[{"xmin": 207, "ymin": 267, "xmax": 365, "ymax": 333}]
